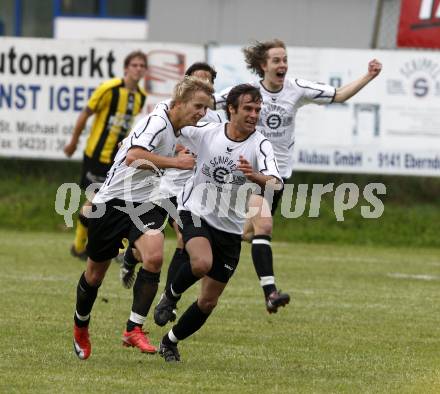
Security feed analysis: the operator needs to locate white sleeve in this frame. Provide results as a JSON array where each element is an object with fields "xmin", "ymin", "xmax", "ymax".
[
  {"xmin": 213, "ymin": 86, "xmax": 233, "ymax": 110},
  {"xmin": 179, "ymin": 124, "xmax": 206, "ymax": 154},
  {"xmin": 202, "ymin": 108, "xmax": 228, "ymax": 123},
  {"xmin": 128, "ymin": 115, "xmax": 167, "ymax": 152},
  {"xmin": 153, "ymin": 100, "xmax": 171, "ymax": 112},
  {"xmin": 257, "ymin": 139, "xmax": 282, "ymax": 181},
  {"xmin": 294, "ymin": 78, "xmax": 336, "ymax": 105}
]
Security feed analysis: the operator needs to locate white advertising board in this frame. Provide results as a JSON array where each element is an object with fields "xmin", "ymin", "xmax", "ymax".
[
  {"xmin": 0, "ymin": 37, "xmax": 204, "ymax": 161},
  {"xmin": 1, "ymin": 39, "xmax": 439, "ymax": 176},
  {"xmin": 210, "ymin": 46, "xmax": 440, "ymax": 177}
]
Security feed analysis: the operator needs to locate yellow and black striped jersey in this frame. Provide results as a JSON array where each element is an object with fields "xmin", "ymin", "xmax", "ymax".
[{"xmin": 84, "ymin": 78, "xmax": 147, "ymax": 164}]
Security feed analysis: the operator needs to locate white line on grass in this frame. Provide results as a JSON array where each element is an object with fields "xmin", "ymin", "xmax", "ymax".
[
  {"xmin": 0, "ymin": 273, "xmax": 74, "ymax": 282},
  {"xmin": 387, "ymin": 273, "xmax": 440, "ymax": 281}
]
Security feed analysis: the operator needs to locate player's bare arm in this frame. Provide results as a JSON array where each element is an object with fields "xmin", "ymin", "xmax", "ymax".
[
  {"xmin": 63, "ymin": 107, "xmax": 94, "ymax": 157},
  {"xmin": 237, "ymin": 155, "xmax": 282, "ymax": 189},
  {"xmin": 125, "ymin": 147, "xmax": 195, "ymax": 170},
  {"xmin": 333, "ymin": 59, "xmax": 382, "ymax": 103}
]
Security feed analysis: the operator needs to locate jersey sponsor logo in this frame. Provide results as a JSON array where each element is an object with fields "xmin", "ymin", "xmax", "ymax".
[
  {"xmin": 202, "ymin": 155, "xmax": 246, "ymax": 185},
  {"xmin": 258, "ymin": 103, "xmax": 293, "ymax": 133},
  {"xmin": 266, "ymin": 113, "xmax": 282, "ymax": 129},
  {"xmin": 108, "ymin": 113, "xmax": 135, "ymax": 130},
  {"xmin": 213, "ymin": 166, "xmax": 230, "ymax": 183},
  {"xmin": 258, "ymin": 128, "xmax": 287, "ymax": 139},
  {"xmin": 224, "ymin": 264, "xmax": 234, "ymax": 271}
]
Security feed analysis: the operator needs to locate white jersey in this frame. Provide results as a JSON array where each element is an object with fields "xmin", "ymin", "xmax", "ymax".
[
  {"xmin": 156, "ymin": 99, "xmax": 227, "ymax": 198},
  {"xmin": 93, "ymin": 106, "xmax": 177, "ymax": 204},
  {"xmin": 215, "ymin": 78, "xmax": 336, "ymax": 178},
  {"xmin": 178, "ymin": 122, "xmax": 281, "ymax": 234}
]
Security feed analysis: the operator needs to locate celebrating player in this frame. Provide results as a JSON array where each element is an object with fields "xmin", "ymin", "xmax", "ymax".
[
  {"xmin": 72, "ymin": 76, "xmax": 213, "ymax": 360},
  {"xmin": 216, "ymin": 39, "xmax": 382, "ymax": 313},
  {"xmin": 154, "ymin": 84, "xmax": 283, "ymax": 362},
  {"xmin": 119, "ymin": 62, "xmax": 226, "ymax": 290}
]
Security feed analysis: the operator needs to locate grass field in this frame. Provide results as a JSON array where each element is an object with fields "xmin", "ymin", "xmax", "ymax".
[
  {"xmin": 2, "ymin": 158, "xmax": 440, "ymax": 248},
  {"xmin": 1, "ymin": 230, "xmax": 440, "ymax": 393}
]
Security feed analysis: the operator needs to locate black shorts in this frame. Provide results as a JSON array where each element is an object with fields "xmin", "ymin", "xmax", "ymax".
[
  {"xmin": 87, "ymin": 199, "xmax": 168, "ymax": 262},
  {"xmin": 268, "ymin": 177, "xmax": 288, "ymax": 215},
  {"xmin": 167, "ymin": 196, "xmax": 179, "ymax": 228},
  {"xmin": 252, "ymin": 178, "xmax": 287, "ymax": 215},
  {"xmin": 179, "ymin": 210, "xmax": 241, "ymax": 283},
  {"xmin": 80, "ymin": 154, "xmax": 112, "ymax": 191}
]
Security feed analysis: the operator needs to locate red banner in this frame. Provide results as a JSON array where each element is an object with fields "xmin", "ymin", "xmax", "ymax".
[{"xmin": 397, "ymin": 0, "xmax": 440, "ymax": 48}]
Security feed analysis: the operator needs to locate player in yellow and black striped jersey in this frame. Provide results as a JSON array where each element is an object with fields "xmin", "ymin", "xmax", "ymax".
[{"xmin": 64, "ymin": 50, "xmax": 147, "ymax": 260}]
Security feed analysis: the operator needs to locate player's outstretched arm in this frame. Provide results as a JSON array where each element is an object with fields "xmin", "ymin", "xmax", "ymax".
[{"xmin": 333, "ymin": 59, "xmax": 382, "ymax": 103}]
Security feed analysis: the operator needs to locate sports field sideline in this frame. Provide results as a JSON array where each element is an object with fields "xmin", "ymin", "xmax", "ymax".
[{"xmin": 1, "ymin": 230, "xmax": 439, "ymax": 393}]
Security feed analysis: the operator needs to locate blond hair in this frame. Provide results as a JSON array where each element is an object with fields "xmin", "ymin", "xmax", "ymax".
[{"xmin": 171, "ymin": 76, "xmax": 214, "ymax": 106}]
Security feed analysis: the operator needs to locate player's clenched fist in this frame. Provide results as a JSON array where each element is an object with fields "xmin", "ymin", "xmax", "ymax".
[
  {"xmin": 176, "ymin": 148, "xmax": 195, "ymax": 170},
  {"xmin": 368, "ymin": 59, "xmax": 382, "ymax": 78}
]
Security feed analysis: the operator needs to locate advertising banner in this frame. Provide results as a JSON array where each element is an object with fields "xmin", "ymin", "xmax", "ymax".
[
  {"xmin": 1, "ymin": 38, "xmax": 440, "ymax": 177},
  {"xmin": 0, "ymin": 37, "xmax": 204, "ymax": 160},
  {"xmin": 397, "ymin": 0, "xmax": 440, "ymax": 48},
  {"xmin": 210, "ymin": 45, "xmax": 440, "ymax": 177}
]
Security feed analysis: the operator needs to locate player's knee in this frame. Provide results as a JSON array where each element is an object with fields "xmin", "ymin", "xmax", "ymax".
[
  {"xmin": 85, "ymin": 269, "xmax": 105, "ymax": 286},
  {"xmin": 254, "ymin": 219, "xmax": 273, "ymax": 235},
  {"xmin": 197, "ymin": 297, "xmax": 218, "ymax": 313},
  {"xmin": 190, "ymin": 255, "xmax": 212, "ymax": 277},
  {"xmin": 142, "ymin": 251, "xmax": 163, "ymax": 272}
]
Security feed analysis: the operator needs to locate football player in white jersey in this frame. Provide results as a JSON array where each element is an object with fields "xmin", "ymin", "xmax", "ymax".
[
  {"xmin": 154, "ymin": 84, "xmax": 283, "ymax": 362},
  {"xmin": 72, "ymin": 76, "xmax": 213, "ymax": 361},
  {"xmin": 215, "ymin": 39, "xmax": 382, "ymax": 313},
  {"xmin": 120, "ymin": 62, "xmax": 227, "ymax": 292}
]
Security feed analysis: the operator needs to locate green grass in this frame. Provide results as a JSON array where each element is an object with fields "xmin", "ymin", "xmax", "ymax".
[
  {"xmin": 1, "ymin": 230, "xmax": 440, "ymax": 393},
  {"xmin": 1, "ymin": 158, "xmax": 440, "ymax": 247}
]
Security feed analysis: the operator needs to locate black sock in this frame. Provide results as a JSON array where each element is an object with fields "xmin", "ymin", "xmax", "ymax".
[
  {"xmin": 161, "ymin": 332, "xmax": 176, "ymax": 347},
  {"xmin": 165, "ymin": 248, "xmax": 189, "ymax": 290},
  {"xmin": 127, "ymin": 268, "xmax": 160, "ymax": 331},
  {"xmin": 166, "ymin": 259, "xmax": 199, "ymax": 298},
  {"xmin": 170, "ymin": 301, "xmax": 211, "ymax": 341},
  {"xmin": 251, "ymin": 235, "xmax": 277, "ymax": 298},
  {"xmin": 74, "ymin": 272, "xmax": 100, "ymax": 327},
  {"xmin": 124, "ymin": 246, "xmax": 138, "ymax": 268}
]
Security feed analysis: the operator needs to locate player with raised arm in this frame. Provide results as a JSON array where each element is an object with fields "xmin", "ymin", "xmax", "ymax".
[
  {"xmin": 215, "ymin": 39, "xmax": 382, "ymax": 313},
  {"xmin": 154, "ymin": 84, "xmax": 283, "ymax": 362},
  {"xmin": 72, "ymin": 76, "xmax": 213, "ymax": 360}
]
